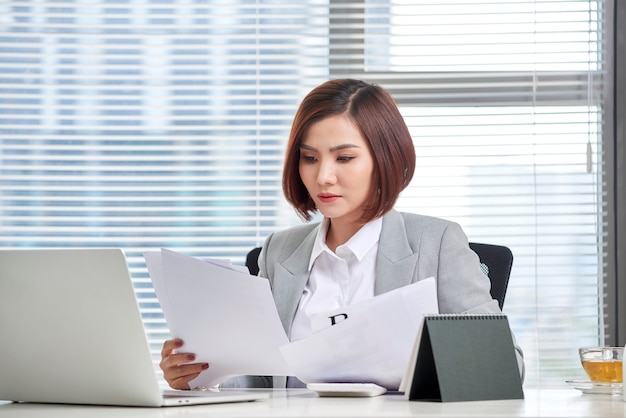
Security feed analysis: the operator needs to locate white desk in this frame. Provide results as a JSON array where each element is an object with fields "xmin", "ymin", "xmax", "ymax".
[{"xmin": 0, "ymin": 388, "xmax": 625, "ymax": 418}]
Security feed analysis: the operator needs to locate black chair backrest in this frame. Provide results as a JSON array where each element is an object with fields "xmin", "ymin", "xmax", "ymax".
[
  {"xmin": 246, "ymin": 246, "xmax": 262, "ymax": 276},
  {"xmin": 468, "ymin": 242, "xmax": 513, "ymax": 310},
  {"xmin": 245, "ymin": 242, "xmax": 513, "ymax": 309}
]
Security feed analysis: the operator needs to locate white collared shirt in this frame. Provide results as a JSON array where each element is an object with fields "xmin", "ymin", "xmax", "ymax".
[{"xmin": 289, "ymin": 216, "xmax": 383, "ymax": 343}]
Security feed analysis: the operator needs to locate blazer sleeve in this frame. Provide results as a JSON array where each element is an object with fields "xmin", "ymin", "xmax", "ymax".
[
  {"xmin": 435, "ymin": 221, "xmax": 500, "ymax": 315},
  {"xmin": 434, "ymin": 221, "xmax": 525, "ymax": 381}
]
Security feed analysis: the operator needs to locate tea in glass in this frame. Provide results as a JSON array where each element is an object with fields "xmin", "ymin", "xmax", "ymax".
[{"xmin": 579, "ymin": 347, "xmax": 624, "ymax": 383}]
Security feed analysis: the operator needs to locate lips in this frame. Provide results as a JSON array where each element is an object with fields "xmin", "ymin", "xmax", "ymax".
[{"xmin": 318, "ymin": 193, "xmax": 340, "ymax": 203}]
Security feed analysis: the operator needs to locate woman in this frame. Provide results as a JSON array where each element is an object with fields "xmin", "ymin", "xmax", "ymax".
[{"xmin": 160, "ymin": 78, "xmax": 524, "ymax": 390}]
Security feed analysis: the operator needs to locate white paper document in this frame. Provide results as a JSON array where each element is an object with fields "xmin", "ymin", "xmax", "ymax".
[
  {"xmin": 280, "ymin": 278, "xmax": 438, "ymax": 389},
  {"xmin": 145, "ymin": 248, "xmax": 438, "ymax": 390},
  {"xmin": 146, "ymin": 249, "xmax": 292, "ymax": 388}
]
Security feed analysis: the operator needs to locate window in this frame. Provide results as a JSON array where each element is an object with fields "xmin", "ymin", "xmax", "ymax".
[
  {"xmin": 0, "ymin": 0, "xmax": 611, "ymax": 387},
  {"xmin": 331, "ymin": 0, "xmax": 609, "ymax": 386}
]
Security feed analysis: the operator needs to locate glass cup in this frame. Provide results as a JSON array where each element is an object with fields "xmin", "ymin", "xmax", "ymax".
[{"xmin": 579, "ymin": 347, "xmax": 624, "ymax": 383}]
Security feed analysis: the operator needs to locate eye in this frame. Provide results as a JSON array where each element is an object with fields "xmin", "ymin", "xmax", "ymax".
[
  {"xmin": 300, "ymin": 154, "xmax": 317, "ymax": 163},
  {"xmin": 337, "ymin": 155, "xmax": 355, "ymax": 162}
]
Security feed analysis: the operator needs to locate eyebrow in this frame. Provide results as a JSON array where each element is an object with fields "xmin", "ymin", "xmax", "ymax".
[{"xmin": 300, "ymin": 143, "xmax": 361, "ymax": 152}]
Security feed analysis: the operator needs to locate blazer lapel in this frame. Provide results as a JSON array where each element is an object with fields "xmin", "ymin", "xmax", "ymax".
[
  {"xmin": 271, "ymin": 229, "xmax": 317, "ymax": 334},
  {"xmin": 374, "ymin": 210, "xmax": 419, "ymax": 295}
]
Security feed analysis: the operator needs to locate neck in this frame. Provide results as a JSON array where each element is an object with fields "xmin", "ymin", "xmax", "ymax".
[{"xmin": 325, "ymin": 219, "xmax": 363, "ymax": 253}]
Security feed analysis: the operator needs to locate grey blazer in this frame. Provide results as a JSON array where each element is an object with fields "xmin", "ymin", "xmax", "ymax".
[{"xmin": 224, "ymin": 209, "xmax": 524, "ymax": 388}]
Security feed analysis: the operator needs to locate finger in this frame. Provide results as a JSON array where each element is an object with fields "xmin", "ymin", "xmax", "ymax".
[
  {"xmin": 161, "ymin": 352, "xmax": 198, "ymax": 369},
  {"xmin": 161, "ymin": 338, "xmax": 184, "ymax": 358},
  {"xmin": 159, "ymin": 352, "xmax": 208, "ymax": 379},
  {"xmin": 165, "ymin": 362, "xmax": 209, "ymax": 381}
]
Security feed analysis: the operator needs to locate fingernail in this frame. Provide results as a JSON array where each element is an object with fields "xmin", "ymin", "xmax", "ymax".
[
  {"xmin": 174, "ymin": 339, "xmax": 183, "ymax": 347},
  {"xmin": 187, "ymin": 354, "xmax": 196, "ymax": 361},
  {"xmin": 201, "ymin": 363, "xmax": 209, "ymax": 370}
]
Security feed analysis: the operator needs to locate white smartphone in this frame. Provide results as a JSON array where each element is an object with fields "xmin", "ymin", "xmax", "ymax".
[{"xmin": 306, "ymin": 383, "xmax": 387, "ymax": 397}]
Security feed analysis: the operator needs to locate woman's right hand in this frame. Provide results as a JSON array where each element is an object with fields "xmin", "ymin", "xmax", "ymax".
[{"xmin": 159, "ymin": 338, "xmax": 209, "ymax": 390}]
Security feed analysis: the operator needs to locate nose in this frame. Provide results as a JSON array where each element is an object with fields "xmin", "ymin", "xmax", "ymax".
[{"xmin": 316, "ymin": 160, "xmax": 336, "ymax": 185}]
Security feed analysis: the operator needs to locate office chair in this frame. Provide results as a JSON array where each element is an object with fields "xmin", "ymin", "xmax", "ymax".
[
  {"xmin": 468, "ymin": 242, "xmax": 513, "ymax": 310},
  {"xmin": 245, "ymin": 242, "xmax": 513, "ymax": 309},
  {"xmin": 246, "ymin": 246, "xmax": 262, "ymax": 276}
]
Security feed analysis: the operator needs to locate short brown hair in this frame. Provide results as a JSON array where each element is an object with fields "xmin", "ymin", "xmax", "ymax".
[{"xmin": 283, "ymin": 79, "xmax": 416, "ymax": 223}]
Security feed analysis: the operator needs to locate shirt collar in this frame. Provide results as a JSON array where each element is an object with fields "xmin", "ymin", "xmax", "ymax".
[{"xmin": 308, "ymin": 217, "xmax": 383, "ymax": 270}]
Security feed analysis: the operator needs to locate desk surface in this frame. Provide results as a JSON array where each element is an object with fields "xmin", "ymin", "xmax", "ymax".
[{"xmin": 1, "ymin": 388, "xmax": 625, "ymax": 417}]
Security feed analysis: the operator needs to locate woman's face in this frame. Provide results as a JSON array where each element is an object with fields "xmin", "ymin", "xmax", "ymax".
[{"xmin": 298, "ymin": 114, "xmax": 374, "ymax": 225}]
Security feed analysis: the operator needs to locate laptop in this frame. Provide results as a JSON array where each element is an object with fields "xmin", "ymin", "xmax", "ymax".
[{"xmin": 0, "ymin": 248, "xmax": 269, "ymax": 407}]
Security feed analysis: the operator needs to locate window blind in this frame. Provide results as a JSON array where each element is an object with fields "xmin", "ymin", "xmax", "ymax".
[{"xmin": 0, "ymin": 0, "xmax": 610, "ymax": 387}]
